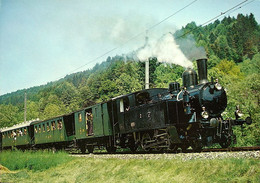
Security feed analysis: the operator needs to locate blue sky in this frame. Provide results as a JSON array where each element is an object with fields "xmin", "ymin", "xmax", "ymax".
[{"xmin": 0, "ymin": 0, "xmax": 259, "ymax": 95}]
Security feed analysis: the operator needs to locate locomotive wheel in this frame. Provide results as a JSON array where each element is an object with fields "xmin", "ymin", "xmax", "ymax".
[
  {"xmin": 141, "ymin": 133, "xmax": 152, "ymax": 151},
  {"xmin": 106, "ymin": 145, "xmax": 116, "ymax": 154},
  {"xmin": 80, "ymin": 145, "xmax": 86, "ymax": 154},
  {"xmin": 219, "ymin": 135, "xmax": 232, "ymax": 148},
  {"xmin": 169, "ymin": 144, "xmax": 178, "ymax": 152},
  {"xmin": 87, "ymin": 145, "xmax": 94, "ymax": 153},
  {"xmin": 129, "ymin": 144, "xmax": 138, "ymax": 153},
  {"xmin": 191, "ymin": 134, "xmax": 203, "ymax": 152},
  {"xmin": 191, "ymin": 141, "xmax": 202, "ymax": 152},
  {"xmin": 180, "ymin": 144, "xmax": 189, "ymax": 153}
]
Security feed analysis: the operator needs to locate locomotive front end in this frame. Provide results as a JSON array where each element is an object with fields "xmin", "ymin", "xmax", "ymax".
[
  {"xmin": 181, "ymin": 58, "xmax": 228, "ymax": 119},
  {"xmin": 177, "ymin": 58, "xmax": 251, "ymax": 150},
  {"xmin": 196, "ymin": 58, "xmax": 227, "ymax": 119}
]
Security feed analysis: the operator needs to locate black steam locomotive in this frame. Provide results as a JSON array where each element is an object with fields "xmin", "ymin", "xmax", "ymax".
[
  {"xmin": 114, "ymin": 58, "xmax": 252, "ymax": 152},
  {"xmin": 0, "ymin": 58, "xmax": 252, "ymax": 153}
]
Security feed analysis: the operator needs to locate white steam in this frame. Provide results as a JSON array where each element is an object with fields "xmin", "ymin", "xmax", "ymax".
[{"xmin": 137, "ymin": 33, "xmax": 193, "ymax": 68}]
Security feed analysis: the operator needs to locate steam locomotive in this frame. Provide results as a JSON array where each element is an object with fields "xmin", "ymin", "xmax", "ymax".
[{"xmin": 0, "ymin": 58, "xmax": 252, "ymax": 153}]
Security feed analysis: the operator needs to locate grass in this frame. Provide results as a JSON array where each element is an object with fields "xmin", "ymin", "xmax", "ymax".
[
  {"xmin": 0, "ymin": 151, "xmax": 259, "ymax": 183},
  {"xmin": 0, "ymin": 150, "xmax": 74, "ymax": 172}
]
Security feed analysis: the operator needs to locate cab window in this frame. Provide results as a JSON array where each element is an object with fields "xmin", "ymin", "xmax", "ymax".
[
  {"xmin": 120, "ymin": 97, "xmax": 130, "ymax": 113},
  {"xmin": 135, "ymin": 92, "xmax": 150, "ymax": 106}
]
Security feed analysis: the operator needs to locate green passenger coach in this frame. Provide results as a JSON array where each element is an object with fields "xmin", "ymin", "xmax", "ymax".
[
  {"xmin": 0, "ymin": 120, "xmax": 39, "ymax": 150},
  {"xmin": 75, "ymin": 102, "xmax": 114, "ymax": 153},
  {"xmin": 31, "ymin": 114, "xmax": 75, "ymax": 149}
]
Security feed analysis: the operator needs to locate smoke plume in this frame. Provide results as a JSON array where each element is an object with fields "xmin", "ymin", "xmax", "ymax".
[
  {"xmin": 136, "ymin": 33, "xmax": 193, "ymax": 68},
  {"xmin": 175, "ymin": 34, "xmax": 207, "ymax": 61}
]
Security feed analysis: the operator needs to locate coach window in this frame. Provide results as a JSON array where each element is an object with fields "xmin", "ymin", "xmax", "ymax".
[
  {"xmin": 38, "ymin": 125, "xmax": 41, "ymax": 133},
  {"xmin": 78, "ymin": 113, "xmax": 82, "ymax": 122},
  {"xmin": 47, "ymin": 123, "xmax": 50, "ymax": 132},
  {"xmin": 19, "ymin": 129, "xmax": 23, "ymax": 136},
  {"xmin": 35, "ymin": 126, "xmax": 38, "ymax": 133},
  {"xmin": 42, "ymin": 124, "xmax": 45, "ymax": 132},
  {"xmin": 24, "ymin": 128, "xmax": 27, "ymax": 135},
  {"xmin": 16, "ymin": 130, "xmax": 19, "ymax": 137},
  {"xmin": 58, "ymin": 120, "xmax": 63, "ymax": 130},
  {"xmin": 52, "ymin": 121, "xmax": 56, "ymax": 130}
]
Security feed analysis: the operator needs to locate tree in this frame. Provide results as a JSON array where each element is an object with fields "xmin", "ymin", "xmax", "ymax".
[
  {"xmin": 43, "ymin": 103, "xmax": 62, "ymax": 120},
  {"xmin": 26, "ymin": 101, "xmax": 40, "ymax": 121},
  {"xmin": 54, "ymin": 82, "xmax": 80, "ymax": 112},
  {"xmin": 0, "ymin": 104, "xmax": 22, "ymax": 128},
  {"xmin": 154, "ymin": 64, "xmax": 184, "ymax": 88}
]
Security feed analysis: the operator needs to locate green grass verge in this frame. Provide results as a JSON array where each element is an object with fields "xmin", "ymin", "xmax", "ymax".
[
  {"xmin": 0, "ymin": 150, "xmax": 74, "ymax": 172},
  {"xmin": 0, "ymin": 152, "xmax": 259, "ymax": 183}
]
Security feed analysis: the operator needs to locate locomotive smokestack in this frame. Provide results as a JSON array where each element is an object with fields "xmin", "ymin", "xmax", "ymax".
[{"xmin": 196, "ymin": 58, "xmax": 208, "ymax": 84}]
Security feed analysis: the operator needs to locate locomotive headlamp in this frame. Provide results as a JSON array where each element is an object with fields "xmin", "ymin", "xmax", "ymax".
[
  {"xmin": 236, "ymin": 110, "xmax": 243, "ymax": 117},
  {"xmin": 201, "ymin": 107, "xmax": 209, "ymax": 119},
  {"xmin": 215, "ymin": 79, "xmax": 222, "ymax": 90}
]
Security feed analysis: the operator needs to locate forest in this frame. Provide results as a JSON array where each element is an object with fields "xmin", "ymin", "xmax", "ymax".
[{"xmin": 0, "ymin": 13, "xmax": 259, "ymax": 146}]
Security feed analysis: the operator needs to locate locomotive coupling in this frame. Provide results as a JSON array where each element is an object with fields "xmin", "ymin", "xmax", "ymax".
[
  {"xmin": 233, "ymin": 117, "xmax": 252, "ymax": 126},
  {"xmin": 233, "ymin": 105, "xmax": 252, "ymax": 126}
]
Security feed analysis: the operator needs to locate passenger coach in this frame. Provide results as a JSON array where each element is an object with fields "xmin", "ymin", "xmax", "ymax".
[
  {"xmin": 0, "ymin": 120, "xmax": 39, "ymax": 150},
  {"xmin": 31, "ymin": 114, "xmax": 75, "ymax": 150}
]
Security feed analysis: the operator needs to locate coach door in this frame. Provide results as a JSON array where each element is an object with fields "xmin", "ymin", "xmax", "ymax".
[
  {"xmin": 117, "ymin": 97, "xmax": 130, "ymax": 133},
  {"xmin": 64, "ymin": 113, "xmax": 75, "ymax": 137}
]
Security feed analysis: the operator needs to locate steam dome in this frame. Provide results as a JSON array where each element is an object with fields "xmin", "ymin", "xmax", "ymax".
[{"xmin": 182, "ymin": 68, "xmax": 198, "ymax": 88}]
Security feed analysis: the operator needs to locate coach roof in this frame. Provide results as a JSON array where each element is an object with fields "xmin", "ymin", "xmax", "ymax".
[{"xmin": 0, "ymin": 119, "xmax": 40, "ymax": 132}]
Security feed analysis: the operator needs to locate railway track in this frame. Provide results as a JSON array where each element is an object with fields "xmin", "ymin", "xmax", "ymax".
[
  {"xmin": 70, "ymin": 148, "xmax": 260, "ymax": 161},
  {"xmin": 69, "ymin": 146, "xmax": 260, "ymax": 155},
  {"xmin": 202, "ymin": 146, "xmax": 260, "ymax": 152}
]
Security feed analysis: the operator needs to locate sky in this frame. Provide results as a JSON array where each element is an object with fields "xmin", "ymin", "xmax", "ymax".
[{"xmin": 0, "ymin": 0, "xmax": 259, "ymax": 95}]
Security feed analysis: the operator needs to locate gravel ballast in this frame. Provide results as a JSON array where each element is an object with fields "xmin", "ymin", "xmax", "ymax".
[{"xmin": 74, "ymin": 151, "xmax": 260, "ymax": 161}]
